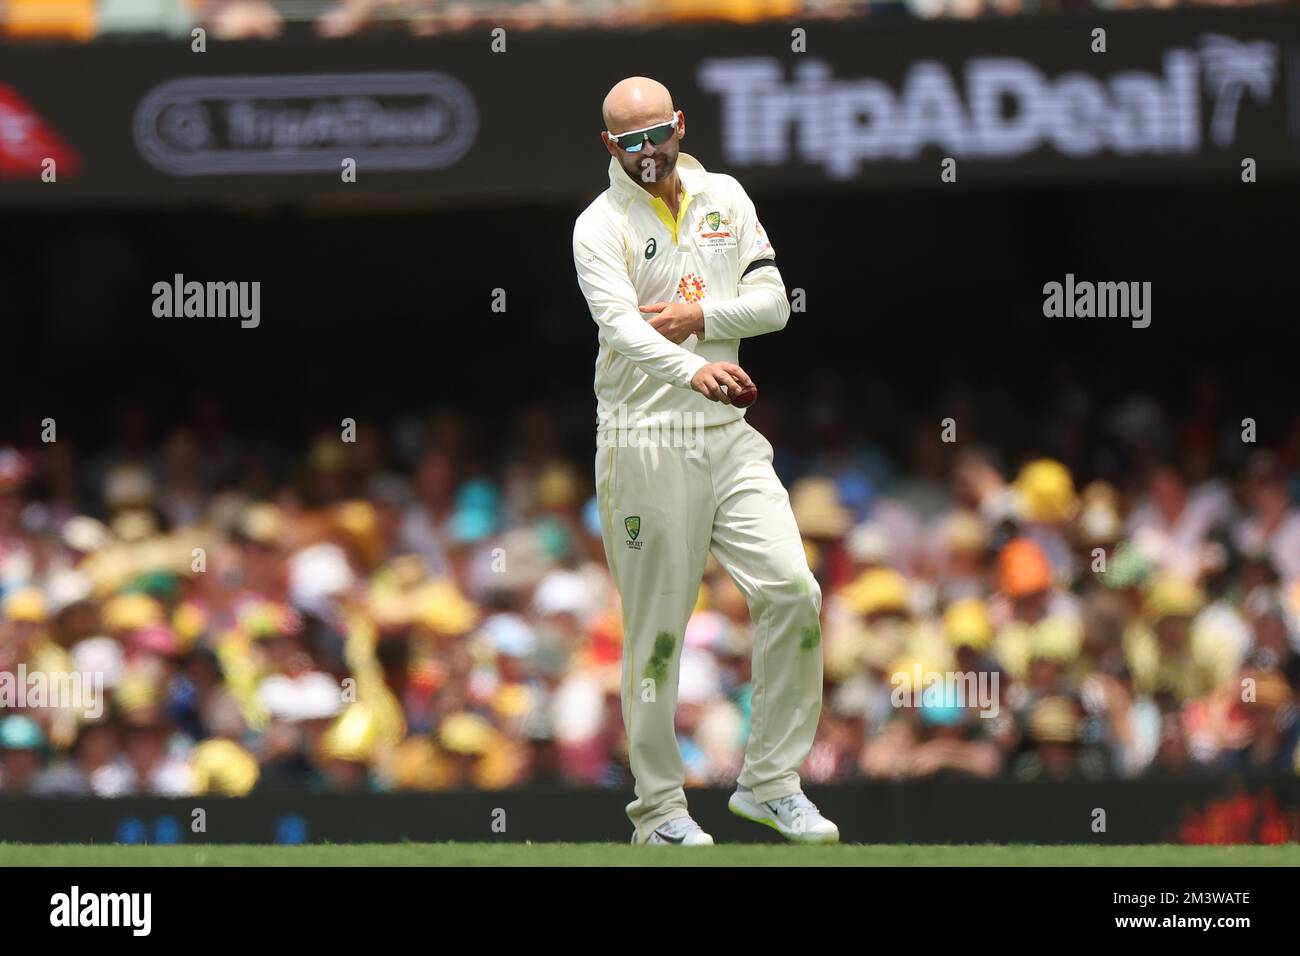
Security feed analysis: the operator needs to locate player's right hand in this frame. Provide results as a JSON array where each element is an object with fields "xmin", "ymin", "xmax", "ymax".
[{"xmin": 691, "ymin": 362, "xmax": 753, "ymax": 404}]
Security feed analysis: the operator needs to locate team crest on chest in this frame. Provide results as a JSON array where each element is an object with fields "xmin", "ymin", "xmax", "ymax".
[{"xmin": 696, "ymin": 210, "xmax": 734, "ymax": 252}]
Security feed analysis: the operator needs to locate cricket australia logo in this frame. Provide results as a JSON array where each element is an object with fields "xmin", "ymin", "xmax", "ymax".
[
  {"xmin": 696, "ymin": 211, "xmax": 734, "ymax": 253},
  {"xmin": 624, "ymin": 515, "xmax": 643, "ymax": 550}
]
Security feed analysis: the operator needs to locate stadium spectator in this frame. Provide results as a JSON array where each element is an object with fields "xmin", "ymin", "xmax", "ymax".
[
  {"xmin": 0, "ymin": 378, "xmax": 1295, "ymax": 801},
  {"xmin": 0, "ymin": 714, "xmax": 47, "ymax": 793}
]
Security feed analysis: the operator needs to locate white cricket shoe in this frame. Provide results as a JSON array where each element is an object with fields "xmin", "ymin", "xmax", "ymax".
[
  {"xmin": 728, "ymin": 786, "xmax": 840, "ymax": 844},
  {"xmin": 632, "ymin": 815, "xmax": 715, "ymax": 846}
]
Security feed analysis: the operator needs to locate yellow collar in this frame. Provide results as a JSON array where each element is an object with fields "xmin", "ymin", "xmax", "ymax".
[{"xmin": 607, "ymin": 152, "xmax": 708, "ymax": 246}]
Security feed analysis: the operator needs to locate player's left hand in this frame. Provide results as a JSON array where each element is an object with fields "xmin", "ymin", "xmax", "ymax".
[{"xmin": 640, "ymin": 301, "xmax": 704, "ymax": 344}]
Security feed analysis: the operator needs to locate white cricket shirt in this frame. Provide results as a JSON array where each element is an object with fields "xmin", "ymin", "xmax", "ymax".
[{"xmin": 573, "ymin": 152, "xmax": 790, "ymax": 430}]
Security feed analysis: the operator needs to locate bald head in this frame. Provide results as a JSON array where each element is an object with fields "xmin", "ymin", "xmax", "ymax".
[{"xmin": 602, "ymin": 77, "xmax": 674, "ymax": 133}]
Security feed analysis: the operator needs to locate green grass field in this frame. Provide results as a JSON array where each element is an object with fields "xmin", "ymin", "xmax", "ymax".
[{"xmin": 1, "ymin": 843, "xmax": 1296, "ymax": 866}]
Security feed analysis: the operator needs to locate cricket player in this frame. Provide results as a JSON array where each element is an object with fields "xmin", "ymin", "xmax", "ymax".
[{"xmin": 573, "ymin": 77, "xmax": 838, "ymax": 846}]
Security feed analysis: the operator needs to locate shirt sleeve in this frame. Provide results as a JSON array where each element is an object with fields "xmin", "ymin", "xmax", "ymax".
[
  {"xmin": 699, "ymin": 178, "xmax": 791, "ymax": 342},
  {"xmin": 574, "ymin": 216, "xmax": 709, "ymax": 390}
]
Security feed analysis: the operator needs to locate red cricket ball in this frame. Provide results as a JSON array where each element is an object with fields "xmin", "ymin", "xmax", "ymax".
[{"xmin": 731, "ymin": 383, "xmax": 758, "ymax": 408}]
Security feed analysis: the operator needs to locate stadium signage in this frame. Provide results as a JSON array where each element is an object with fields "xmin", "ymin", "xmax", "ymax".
[
  {"xmin": 0, "ymin": 83, "xmax": 82, "ymax": 180},
  {"xmin": 2, "ymin": 10, "xmax": 1298, "ymax": 204},
  {"xmin": 1, "ymin": 779, "xmax": 1294, "ymax": 844},
  {"xmin": 133, "ymin": 72, "xmax": 478, "ymax": 176},
  {"xmin": 700, "ymin": 33, "xmax": 1278, "ymax": 178}
]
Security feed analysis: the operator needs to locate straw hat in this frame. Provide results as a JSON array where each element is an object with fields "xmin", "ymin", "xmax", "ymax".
[{"xmin": 790, "ymin": 477, "xmax": 853, "ymax": 539}]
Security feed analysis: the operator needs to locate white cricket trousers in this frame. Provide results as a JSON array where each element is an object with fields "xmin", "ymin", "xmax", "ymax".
[{"xmin": 595, "ymin": 417, "xmax": 824, "ymax": 838}]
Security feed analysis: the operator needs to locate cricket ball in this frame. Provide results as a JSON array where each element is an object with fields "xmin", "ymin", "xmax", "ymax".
[{"xmin": 730, "ymin": 383, "xmax": 758, "ymax": 408}]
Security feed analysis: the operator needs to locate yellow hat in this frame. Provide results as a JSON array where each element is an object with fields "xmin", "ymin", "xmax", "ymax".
[
  {"xmin": 1144, "ymin": 575, "xmax": 1204, "ymax": 624},
  {"xmin": 841, "ymin": 569, "xmax": 909, "ymax": 617},
  {"xmin": 391, "ymin": 737, "xmax": 448, "ymax": 790},
  {"xmin": 114, "ymin": 670, "xmax": 161, "ymax": 717},
  {"xmin": 368, "ymin": 589, "xmax": 411, "ymax": 628},
  {"xmin": 131, "ymin": 536, "xmax": 182, "ymax": 576},
  {"xmin": 886, "ymin": 654, "xmax": 936, "ymax": 695},
  {"xmin": 4, "ymin": 586, "xmax": 48, "ymax": 623},
  {"xmin": 1029, "ymin": 696, "xmax": 1080, "ymax": 743},
  {"xmin": 236, "ymin": 503, "xmax": 283, "ymax": 547},
  {"xmin": 415, "ymin": 579, "xmax": 479, "ymax": 636},
  {"xmin": 439, "ymin": 712, "xmax": 495, "ymax": 756},
  {"xmin": 103, "ymin": 592, "xmax": 163, "ymax": 632},
  {"xmin": 336, "ymin": 501, "xmax": 381, "ymax": 568},
  {"xmin": 943, "ymin": 598, "xmax": 992, "ymax": 650},
  {"xmin": 385, "ymin": 554, "xmax": 430, "ymax": 590},
  {"xmin": 1027, "ymin": 616, "xmax": 1082, "ymax": 664},
  {"xmin": 370, "ymin": 571, "xmax": 478, "ymax": 636},
  {"xmin": 173, "ymin": 600, "xmax": 209, "ymax": 647},
  {"xmin": 320, "ymin": 703, "xmax": 380, "ymax": 763},
  {"xmin": 191, "ymin": 738, "xmax": 260, "ymax": 796},
  {"xmin": 491, "ymin": 682, "xmax": 534, "ymax": 720},
  {"xmin": 1014, "ymin": 459, "xmax": 1077, "ymax": 524},
  {"xmin": 81, "ymin": 547, "xmax": 138, "ymax": 598},
  {"xmin": 336, "ymin": 500, "xmax": 375, "ymax": 537},
  {"xmin": 111, "ymin": 509, "xmax": 158, "ymax": 544},
  {"xmin": 535, "ymin": 461, "xmax": 582, "ymax": 510},
  {"xmin": 472, "ymin": 737, "xmax": 524, "ymax": 790}
]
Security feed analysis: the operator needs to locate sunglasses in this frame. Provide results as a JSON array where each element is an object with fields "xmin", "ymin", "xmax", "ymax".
[{"xmin": 608, "ymin": 114, "xmax": 679, "ymax": 152}]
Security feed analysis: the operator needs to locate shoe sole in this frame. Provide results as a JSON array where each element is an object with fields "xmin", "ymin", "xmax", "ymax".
[
  {"xmin": 728, "ymin": 793, "xmax": 840, "ymax": 845},
  {"xmin": 632, "ymin": 831, "xmax": 716, "ymax": 846}
]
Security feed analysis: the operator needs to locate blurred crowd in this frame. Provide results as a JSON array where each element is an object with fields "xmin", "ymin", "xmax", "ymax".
[
  {"xmin": 1, "ymin": 390, "xmax": 1298, "ymax": 798},
  {"xmin": 0, "ymin": 0, "xmax": 1289, "ymax": 43}
]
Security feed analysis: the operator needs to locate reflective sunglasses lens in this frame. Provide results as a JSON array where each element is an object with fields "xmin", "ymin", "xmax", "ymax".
[
  {"xmin": 643, "ymin": 123, "xmax": 675, "ymax": 147},
  {"xmin": 614, "ymin": 121, "xmax": 673, "ymax": 152}
]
